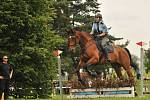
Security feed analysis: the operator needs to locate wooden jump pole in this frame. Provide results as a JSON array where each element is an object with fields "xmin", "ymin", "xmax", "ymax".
[
  {"xmin": 136, "ymin": 41, "xmax": 146, "ymax": 97},
  {"xmin": 140, "ymin": 47, "xmax": 144, "ymax": 96},
  {"xmin": 53, "ymin": 50, "xmax": 63, "ymax": 100}
]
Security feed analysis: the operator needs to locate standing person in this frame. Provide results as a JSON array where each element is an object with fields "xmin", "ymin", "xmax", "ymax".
[
  {"xmin": 90, "ymin": 13, "xmax": 110, "ymax": 61},
  {"xmin": 0, "ymin": 55, "xmax": 13, "ymax": 100}
]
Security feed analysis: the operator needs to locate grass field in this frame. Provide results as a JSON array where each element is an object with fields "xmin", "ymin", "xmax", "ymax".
[
  {"xmin": 52, "ymin": 94, "xmax": 150, "ymax": 100},
  {"xmin": 10, "ymin": 95, "xmax": 150, "ymax": 100}
]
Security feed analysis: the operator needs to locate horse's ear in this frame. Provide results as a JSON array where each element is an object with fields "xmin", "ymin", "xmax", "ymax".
[
  {"xmin": 65, "ymin": 29, "xmax": 70, "ymax": 36},
  {"xmin": 65, "ymin": 29, "xmax": 74, "ymax": 35},
  {"xmin": 70, "ymin": 29, "xmax": 75, "ymax": 35}
]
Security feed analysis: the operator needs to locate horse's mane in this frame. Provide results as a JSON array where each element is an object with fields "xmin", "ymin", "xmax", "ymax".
[{"xmin": 75, "ymin": 30, "xmax": 94, "ymax": 41}]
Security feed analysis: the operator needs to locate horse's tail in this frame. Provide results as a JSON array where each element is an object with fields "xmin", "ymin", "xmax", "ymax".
[
  {"xmin": 124, "ymin": 48, "xmax": 141, "ymax": 79},
  {"xmin": 124, "ymin": 47, "xmax": 137, "ymax": 68},
  {"xmin": 124, "ymin": 48, "xmax": 132, "ymax": 64}
]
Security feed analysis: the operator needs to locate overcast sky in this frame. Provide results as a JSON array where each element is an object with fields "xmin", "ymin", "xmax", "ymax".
[{"xmin": 99, "ymin": 0, "xmax": 150, "ymax": 57}]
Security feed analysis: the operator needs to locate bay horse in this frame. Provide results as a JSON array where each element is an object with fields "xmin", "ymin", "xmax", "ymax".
[{"xmin": 67, "ymin": 29, "xmax": 134, "ymax": 83}]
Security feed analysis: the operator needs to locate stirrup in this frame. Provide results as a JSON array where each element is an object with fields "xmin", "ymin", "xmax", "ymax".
[
  {"xmin": 106, "ymin": 57, "xmax": 111, "ymax": 62},
  {"xmin": 107, "ymin": 59, "xmax": 111, "ymax": 62}
]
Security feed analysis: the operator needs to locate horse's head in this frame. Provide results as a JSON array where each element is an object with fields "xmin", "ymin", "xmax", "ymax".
[
  {"xmin": 66, "ymin": 29, "xmax": 80, "ymax": 52},
  {"xmin": 67, "ymin": 35, "xmax": 76, "ymax": 52}
]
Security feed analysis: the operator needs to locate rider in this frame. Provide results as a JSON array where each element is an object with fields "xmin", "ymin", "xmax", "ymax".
[{"xmin": 90, "ymin": 13, "xmax": 110, "ymax": 61}]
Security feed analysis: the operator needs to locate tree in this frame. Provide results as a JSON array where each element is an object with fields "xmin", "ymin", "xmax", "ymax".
[
  {"xmin": 144, "ymin": 48, "xmax": 150, "ymax": 73},
  {"xmin": 0, "ymin": 0, "xmax": 64, "ymax": 98},
  {"xmin": 52, "ymin": 0, "xmax": 100, "ymax": 33}
]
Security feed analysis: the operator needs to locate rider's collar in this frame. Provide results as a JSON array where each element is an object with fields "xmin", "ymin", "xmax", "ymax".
[
  {"xmin": 99, "ymin": 20, "xmax": 103, "ymax": 24},
  {"xmin": 95, "ymin": 20, "xmax": 103, "ymax": 24}
]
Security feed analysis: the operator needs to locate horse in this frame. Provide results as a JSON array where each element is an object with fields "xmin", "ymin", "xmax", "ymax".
[{"xmin": 66, "ymin": 29, "xmax": 135, "ymax": 84}]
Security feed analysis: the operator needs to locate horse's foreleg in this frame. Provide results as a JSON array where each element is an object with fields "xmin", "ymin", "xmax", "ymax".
[
  {"xmin": 85, "ymin": 57, "xmax": 99, "ymax": 67},
  {"xmin": 74, "ymin": 70, "xmax": 86, "ymax": 85},
  {"xmin": 75, "ymin": 56, "xmax": 98, "ymax": 82},
  {"xmin": 75, "ymin": 56, "xmax": 98, "ymax": 72},
  {"xmin": 75, "ymin": 59, "xmax": 85, "ymax": 72},
  {"xmin": 76, "ymin": 70, "xmax": 81, "ymax": 81},
  {"xmin": 84, "ymin": 57, "xmax": 99, "ymax": 77},
  {"xmin": 75, "ymin": 61, "xmax": 87, "ymax": 85}
]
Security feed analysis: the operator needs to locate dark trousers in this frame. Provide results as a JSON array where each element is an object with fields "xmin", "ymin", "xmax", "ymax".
[
  {"xmin": 95, "ymin": 36, "xmax": 109, "ymax": 58},
  {"xmin": 0, "ymin": 79, "xmax": 10, "ymax": 100}
]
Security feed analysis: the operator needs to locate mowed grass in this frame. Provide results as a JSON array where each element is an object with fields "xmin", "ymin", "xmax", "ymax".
[{"xmin": 52, "ymin": 94, "xmax": 150, "ymax": 100}]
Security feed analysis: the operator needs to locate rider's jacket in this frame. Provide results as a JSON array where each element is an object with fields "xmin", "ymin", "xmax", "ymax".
[{"xmin": 91, "ymin": 21, "xmax": 108, "ymax": 36}]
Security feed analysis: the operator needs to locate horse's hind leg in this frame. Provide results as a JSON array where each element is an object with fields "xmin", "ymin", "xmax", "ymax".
[
  {"xmin": 123, "ymin": 63, "xmax": 134, "ymax": 80},
  {"xmin": 112, "ymin": 63, "xmax": 123, "ymax": 79},
  {"xmin": 126, "ymin": 67, "xmax": 134, "ymax": 79}
]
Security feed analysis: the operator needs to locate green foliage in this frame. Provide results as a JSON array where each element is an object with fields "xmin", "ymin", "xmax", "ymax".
[
  {"xmin": 0, "ymin": 0, "xmax": 64, "ymax": 98},
  {"xmin": 52, "ymin": 0, "xmax": 101, "ymax": 34},
  {"xmin": 144, "ymin": 48, "xmax": 150, "ymax": 73}
]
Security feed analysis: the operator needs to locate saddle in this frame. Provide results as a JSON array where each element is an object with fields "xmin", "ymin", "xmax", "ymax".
[
  {"xmin": 96, "ymin": 41, "xmax": 114, "ymax": 54},
  {"xmin": 104, "ymin": 43, "xmax": 114, "ymax": 53},
  {"xmin": 96, "ymin": 41, "xmax": 114, "ymax": 63}
]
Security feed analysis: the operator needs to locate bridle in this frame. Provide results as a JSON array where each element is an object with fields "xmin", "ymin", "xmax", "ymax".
[{"xmin": 68, "ymin": 35, "xmax": 77, "ymax": 46}]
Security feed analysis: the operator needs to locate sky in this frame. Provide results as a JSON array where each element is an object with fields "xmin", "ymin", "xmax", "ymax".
[{"xmin": 99, "ymin": 0, "xmax": 150, "ymax": 57}]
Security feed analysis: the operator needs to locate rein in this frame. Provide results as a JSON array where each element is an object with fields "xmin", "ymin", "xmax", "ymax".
[
  {"xmin": 79, "ymin": 38, "xmax": 94, "ymax": 51},
  {"xmin": 68, "ymin": 36, "xmax": 77, "ymax": 47},
  {"xmin": 79, "ymin": 38, "xmax": 95, "ymax": 58}
]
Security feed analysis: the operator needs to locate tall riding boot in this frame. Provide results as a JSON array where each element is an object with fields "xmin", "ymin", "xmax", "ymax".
[{"xmin": 103, "ymin": 48, "xmax": 110, "ymax": 62}]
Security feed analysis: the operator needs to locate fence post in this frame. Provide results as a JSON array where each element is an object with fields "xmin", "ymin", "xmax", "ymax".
[
  {"xmin": 140, "ymin": 47, "xmax": 144, "ymax": 96},
  {"xmin": 53, "ymin": 50, "xmax": 63, "ymax": 100}
]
